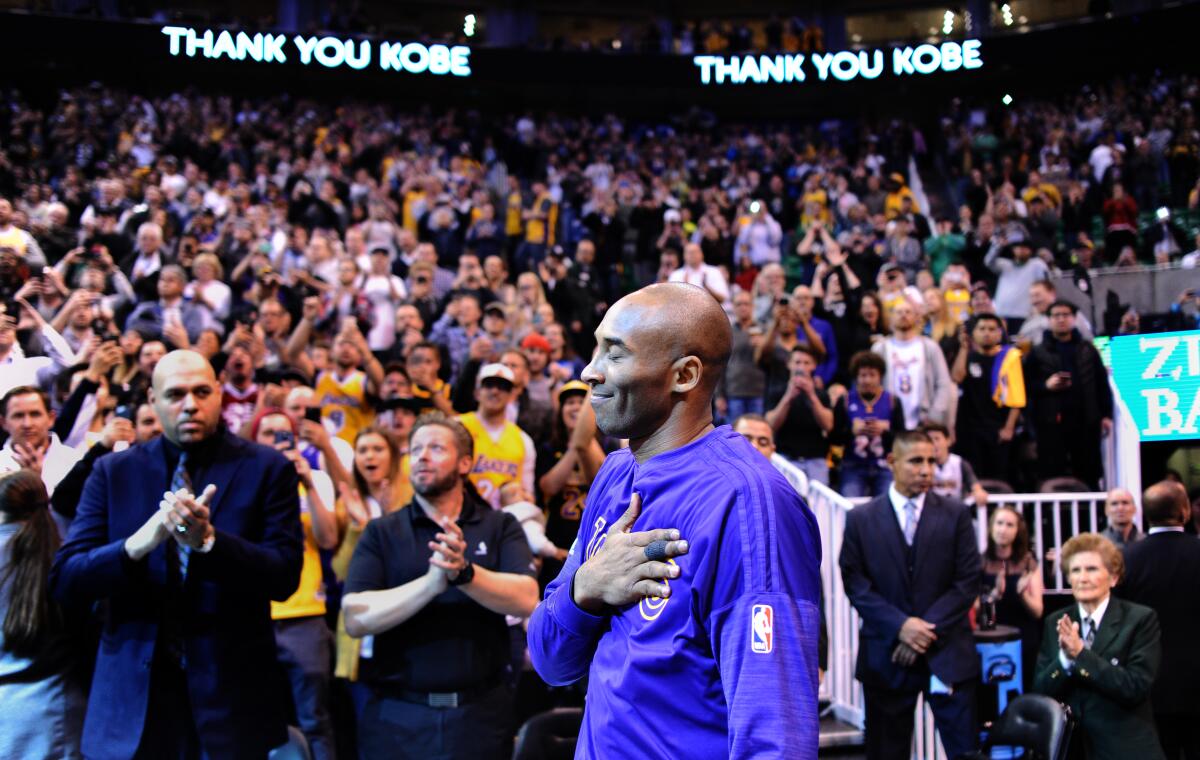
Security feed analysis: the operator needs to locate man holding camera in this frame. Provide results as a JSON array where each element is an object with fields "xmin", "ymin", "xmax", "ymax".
[
  {"xmin": 1023, "ymin": 300, "xmax": 1111, "ymax": 488},
  {"xmin": 765, "ymin": 345, "xmax": 835, "ymax": 485},
  {"xmin": 125, "ymin": 264, "xmax": 214, "ymax": 345}
]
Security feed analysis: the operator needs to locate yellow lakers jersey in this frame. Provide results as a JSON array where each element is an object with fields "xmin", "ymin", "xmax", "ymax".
[
  {"xmin": 505, "ymin": 190, "xmax": 523, "ymax": 236},
  {"xmin": 523, "ymin": 193, "xmax": 557, "ymax": 245},
  {"xmin": 458, "ymin": 412, "xmax": 525, "ymax": 509},
  {"xmin": 945, "ymin": 287, "xmax": 971, "ymax": 325},
  {"xmin": 272, "ymin": 497, "xmax": 325, "ymax": 620},
  {"xmin": 315, "ymin": 369, "xmax": 374, "ymax": 444},
  {"xmin": 410, "ymin": 378, "xmax": 450, "ymax": 405},
  {"xmin": 0, "ymin": 226, "xmax": 28, "ymax": 255}
]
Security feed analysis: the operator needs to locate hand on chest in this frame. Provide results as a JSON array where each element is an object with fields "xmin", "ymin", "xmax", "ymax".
[{"xmin": 584, "ymin": 492, "xmax": 703, "ymax": 633}]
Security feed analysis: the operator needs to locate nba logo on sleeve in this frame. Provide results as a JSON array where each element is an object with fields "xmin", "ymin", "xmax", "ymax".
[{"xmin": 751, "ymin": 604, "xmax": 774, "ymax": 654}]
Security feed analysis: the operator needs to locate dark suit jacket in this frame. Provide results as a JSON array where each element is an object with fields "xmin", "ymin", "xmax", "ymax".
[
  {"xmin": 1033, "ymin": 597, "xmax": 1163, "ymax": 760},
  {"xmin": 50, "ymin": 431, "xmax": 303, "ymax": 760},
  {"xmin": 124, "ymin": 299, "xmax": 214, "ymax": 344},
  {"xmin": 839, "ymin": 491, "xmax": 982, "ymax": 690},
  {"xmin": 1118, "ymin": 530, "xmax": 1200, "ymax": 716}
]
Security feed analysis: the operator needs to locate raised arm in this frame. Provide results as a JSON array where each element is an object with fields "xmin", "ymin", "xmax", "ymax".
[{"xmin": 343, "ymin": 520, "xmax": 447, "ymax": 637}]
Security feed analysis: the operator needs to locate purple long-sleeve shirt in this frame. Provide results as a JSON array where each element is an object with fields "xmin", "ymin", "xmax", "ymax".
[{"xmin": 528, "ymin": 426, "xmax": 822, "ymax": 759}]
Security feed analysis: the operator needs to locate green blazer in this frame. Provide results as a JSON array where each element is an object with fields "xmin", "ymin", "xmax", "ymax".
[{"xmin": 1032, "ymin": 596, "xmax": 1164, "ymax": 760}]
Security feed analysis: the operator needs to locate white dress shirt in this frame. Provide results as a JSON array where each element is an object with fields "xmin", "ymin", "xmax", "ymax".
[
  {"xmin": 887, "ymin": 485, "xmax": 927, "ymax": 533},
  {"xmin": 1059, "ymin": 593, "xmax": 1111, "ymax": 670},
  {"xmin": 669, "ymin": 263, "xmax": 730, "ymax": 302}
]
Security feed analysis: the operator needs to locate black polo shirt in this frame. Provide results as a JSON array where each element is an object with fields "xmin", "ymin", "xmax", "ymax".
[{"xmin": 344, "ymin": 491, "xmax": 535, "ymax": 692}]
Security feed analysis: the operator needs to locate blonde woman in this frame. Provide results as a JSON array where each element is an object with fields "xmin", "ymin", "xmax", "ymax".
[
  {"xmin": 184, "ymin": 253, "xmax": 232, "ymax": 320},
  {"xmin": 751, "ymin": 263, "xmax": 786, "ymax": 323},
  {"xmin": 512, "ymin": 271, "xmax": 547, "ymax": 339},
  {"xmin": 332, "ymin": 427, "xmax": 410, "ymax": 682},
  {"xmin": 923, "ymin": 286, "xmax": 963, "ymax": 368},
  {"xmin": 922, "ymin": 287, "xmax": 958, "ymax": 342}
]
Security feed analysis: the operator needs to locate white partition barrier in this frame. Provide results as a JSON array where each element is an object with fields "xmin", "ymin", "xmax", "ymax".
[
  {"xmin": 808, "ymin": 481, "xmax": 863, "ymax": 723},
  {"xmin": 811, "ymin": 482, "xmax": 1110, "ymax": 759}
]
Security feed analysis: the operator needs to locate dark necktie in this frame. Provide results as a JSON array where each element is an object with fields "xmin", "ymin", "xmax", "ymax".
[
  {"xmin": 170, "ymin": 452, "xmax": 193, "ymax": 579},
  {"xmin": 1083, "ymin": 617, "xmax": 1096, "ymax": 650},
  {"xmin": 163, "ymin": 452, "xmax": 191, "ymax": 668}
]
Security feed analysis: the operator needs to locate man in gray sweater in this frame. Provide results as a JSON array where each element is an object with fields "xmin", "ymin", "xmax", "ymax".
[
  {"xmin": 719, "ymin": 290, "xmax": 767, "ymax": 420},
  {"xmin": 985, "ymin": 241, "xmax": 1050, "ymax": 334}
]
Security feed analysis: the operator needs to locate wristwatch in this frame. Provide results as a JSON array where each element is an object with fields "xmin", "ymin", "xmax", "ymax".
[{"xmin": 449, "ymin": 559, "xmax": 475, "ymax": 586}]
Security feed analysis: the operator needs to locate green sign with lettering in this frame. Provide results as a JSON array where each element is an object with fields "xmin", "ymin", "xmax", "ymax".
[{"xmin": 1111, "ymin": 330, "xmax": 1200, "ymax": 441}]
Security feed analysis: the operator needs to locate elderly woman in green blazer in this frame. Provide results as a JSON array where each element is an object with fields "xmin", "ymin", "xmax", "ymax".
[{"xmin": 1033, "ymin": 532, "xmax": 1164, "ymax": 760}]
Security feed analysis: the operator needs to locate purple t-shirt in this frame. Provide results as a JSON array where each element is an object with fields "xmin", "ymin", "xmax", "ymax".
[{"xmin": 528, "ymin": 426, "xmax": 822, "ymax": 760}]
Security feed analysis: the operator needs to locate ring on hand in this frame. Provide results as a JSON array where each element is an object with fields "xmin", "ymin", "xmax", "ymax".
[
  {"xmin": 644, "ymin": 540, "xmax": 669, "ymax": 562},
  {"xmin": 175, "ymin": 523, "xmax": 189, "ymax": 535}
]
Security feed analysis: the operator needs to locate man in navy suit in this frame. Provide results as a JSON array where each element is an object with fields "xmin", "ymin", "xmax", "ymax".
[
  {"xmin": 840, "ymin": 430, "xmax": 982, "ymax": 760},
  {"xmin": 51, "ymin": 350, "xmax": 303, "ymax": 759}
]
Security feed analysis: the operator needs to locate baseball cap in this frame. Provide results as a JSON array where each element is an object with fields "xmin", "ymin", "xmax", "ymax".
[
  {"xmin": 478, "ymin": 363, "xmax": 516, "ymax": 388},
  {"xmin": 663, "ymin": 208, "xmax": 682, "ymax": 224},
  {"xmin": 483, "ymin": 302, "xmax": 507, "ymax": 317},
  {"xmin": 556, "ymin": 380, "xmax": 590, "ymax": 402},
  {"xmin": 546, "ymin": 245, "xmax": 566, "ymax": 260},
  {"xmin": 521, "ymin": 332, "xmax": 551, "ymax": 353}
]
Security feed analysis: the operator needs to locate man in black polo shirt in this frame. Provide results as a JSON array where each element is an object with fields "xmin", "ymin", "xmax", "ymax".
[{"xmin": 342, "ymin": 412, "xmax": 539, "ymax": 759}]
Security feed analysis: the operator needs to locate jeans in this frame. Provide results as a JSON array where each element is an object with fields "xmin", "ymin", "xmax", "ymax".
[
  {"xmin": 840, "ymin": 459, "xmax": 893, "ymax": 499},
  {"xmin": 725, "ymin": 396, "xmax": 765, "ymax": 425},
  {"xmin": 275, "ymin": 616, "xmax": 336, "ymax": 760},
  {"xmin": 514, "ymin": 241, "xmax": 546, "ymax": 274},
  {"xmin": 788, "ymin": 456, "xmax": 830, "ymax": 486}
]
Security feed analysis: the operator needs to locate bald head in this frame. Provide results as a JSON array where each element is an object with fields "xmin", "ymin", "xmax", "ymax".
[
  {"xmin": 1105, "ymin": 487, "xmax": 1137, "ymax": 529},
  {"xmin": 152, "ymin": 350, "xmax": 215, "ymax": 391},
  {"xmin": 1143, "ymin": 480, "xmax": 1190, "ymax": 527},
  {"xmin": 616, "ymin": 282, "xmax": 733, "ymax": 389},
  {"xmin": 150, "ymin": 350, "xmax": 223, "ymax": 447},
  {"xmin": 582, "ymin": 283, "xmax": 732, "ymax": 449}
]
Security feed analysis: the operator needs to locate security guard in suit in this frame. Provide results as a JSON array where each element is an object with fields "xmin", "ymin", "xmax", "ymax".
[{"xmin": 1033, "ymin": 532, "xmax": 1164, "ymax": 760}]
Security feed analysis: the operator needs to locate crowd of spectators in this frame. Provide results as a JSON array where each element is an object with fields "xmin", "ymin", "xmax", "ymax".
[
  {"xmin": 535, "ymin": 16, "xmax": 826, "ymax": 56},
  {"xmin": 0, "ymin": 70, "xmax": 1198, "ymax": 758}
]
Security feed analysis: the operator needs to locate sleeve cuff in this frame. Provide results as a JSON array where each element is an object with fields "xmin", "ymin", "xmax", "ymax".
[
  {"xmin": 1058, "ymin": 650, "xmax": 1074, "ymax": 671},
  {"xmin": 546, "ymin": 571, "xmax": 607, "ymax": 639}
]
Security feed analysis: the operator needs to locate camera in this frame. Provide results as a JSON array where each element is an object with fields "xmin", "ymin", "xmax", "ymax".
[{"xmin": 273, "ymin": 430, "xmax": 295, "ymax": 449}]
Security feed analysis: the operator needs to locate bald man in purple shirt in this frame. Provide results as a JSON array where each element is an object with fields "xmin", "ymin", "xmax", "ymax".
[{"xmin": 528, "ymin": 283, "xmax": 823, "ymax": 759}]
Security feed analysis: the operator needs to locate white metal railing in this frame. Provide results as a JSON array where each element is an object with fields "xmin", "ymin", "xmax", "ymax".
[
  {"xmin": 973, "ymin": 492, "xmax": 1109, "ymax": 593},
  {"xmin": 809, "ymin": 480, "xmax": 862, "ymax": 723},
  {"xmin": 811, "ymin": 483, "xmax": 1112, "ymax": 759}
]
